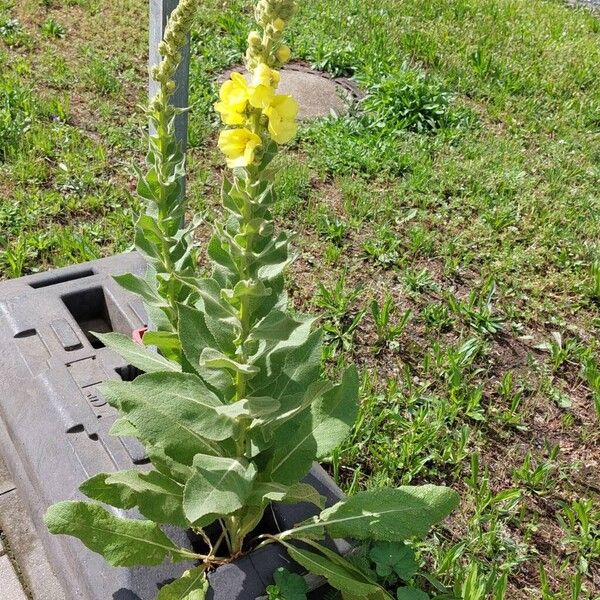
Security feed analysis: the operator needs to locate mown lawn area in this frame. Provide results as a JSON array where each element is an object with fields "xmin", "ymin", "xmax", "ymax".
[{"xmin": 1, "ymin": 0, "xmax": 600, "ymax": 597}]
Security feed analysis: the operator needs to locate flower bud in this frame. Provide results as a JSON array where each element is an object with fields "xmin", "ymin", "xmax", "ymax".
[
  {"xmin": 276, "ymin": 44, "xmax": 291, "ymax": 63},
  {"xmin": 273, "ymin": 18, "xmax": 285, "ymax": 31},
  {"xmin": 248, "ymin": 31, "xmax": 262, "ymax": 46}
]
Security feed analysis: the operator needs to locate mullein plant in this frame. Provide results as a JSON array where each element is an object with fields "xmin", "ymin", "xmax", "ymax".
[{"xmin": 44, "ymin": 1, "xmax": 459, "ymax": 598}]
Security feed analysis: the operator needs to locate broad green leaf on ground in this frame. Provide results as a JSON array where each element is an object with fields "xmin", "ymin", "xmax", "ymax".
[
  {"xmin": 279, "ymin": 541, "xmax": 391, "ymax": 599},
  {"xmin": 105, "ymin": 470, "xmax": 187, "ymax": 527},
  {"xmin": 266, "ymin": 567, "xmax": 308, "ymax": 600},
  {"xmin": 183, "ymin": 454, "xmax": 257, "ymax": 525},
  {"xmin": 396, "ymin": 587, "xmax": 429, "ymax": 600},
  {"xmin": 369, "ymin": 542, "xmax": 418, "ymax": 580},
  {"xmin": 44, "ymin": 501, "xmax": 186, "ymax": 566},
  {"xmin": 269, "ymin": 366, "xmax": 359, "ymax": 484},
  {"xmin": 93, "ymin": 332, "xmax": 181, "ymax": 373},
  {"xmin": 285, "ymin": 485, "xmax": 459, "ymax": 542},
  {"xmin": 157, "ymin": 566, "xmax": 208, "ymax": 600},
  {"xmin": 101, "ymin": 372, "xmax": 235, "ymax": 463}
]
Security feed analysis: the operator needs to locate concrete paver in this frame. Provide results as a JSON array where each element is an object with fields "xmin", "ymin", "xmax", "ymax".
[{"xmin": 0, "ymin": 555, "xmax": 27, "ymax": 600}]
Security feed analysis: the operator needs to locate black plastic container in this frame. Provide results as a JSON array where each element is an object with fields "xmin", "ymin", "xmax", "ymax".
[{"xmin": 0, "ymin": 253, "xmax": 346, "ymax": 599}]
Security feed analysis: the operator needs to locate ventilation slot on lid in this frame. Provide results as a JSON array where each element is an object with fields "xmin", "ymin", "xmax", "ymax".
[{"xmin": 29, "ymin": 269, "xmax": 95, "ymax": 289}]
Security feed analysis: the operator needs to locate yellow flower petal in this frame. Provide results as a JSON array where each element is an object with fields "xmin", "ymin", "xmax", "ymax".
[
  {"xmin": 218, "ymin": 128, "xmax": 262, "ymax": 168},
  {"xmin": 219, "ymin": 72, "xmax": 249, "ymax": 112},
  {"xmin": 264, "ymin": 95, "xmax": 299, "ymax": 144},
  {"xmin": 248, "ymin": 84, "xmax": 275, "ymax": 109},
  {"xmin": 214, "ymin": 101, "xmax": 246, "ymax": 125}
]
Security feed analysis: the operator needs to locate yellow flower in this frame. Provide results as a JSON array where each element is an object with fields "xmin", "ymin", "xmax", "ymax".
[
  {"xmin": 252, "ymin": 63, "xmax": 280, "ymax": 89},
  {"xmin": 273, "ymin": 18, "xmax": 285, "ymax": 32},
  {"xmin": 218, "ymin": 128, "xmax": 262, "ymax": 168},
  {"xmin": 214, "ymin": 72, "xmax": 249, "ymax": 125},
  {"xmin": 276, "ymin": 45, "xmax": 291, "ymax": 64},
  {"xmin": 248, "ymin": 83, "xmax": 275, "ymax": 110},
  {"xmin": 264, "ymin": 95, "xmax": 298, "ymax": 144},
  {"xmin": 248, "ymin": 63, "xmax": 280, "ymax": 109}
]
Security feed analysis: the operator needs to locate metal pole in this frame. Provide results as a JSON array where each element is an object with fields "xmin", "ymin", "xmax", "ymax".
[{"xmin": 148, "ymin": 0, "xmax": 190, "ymax": 150}]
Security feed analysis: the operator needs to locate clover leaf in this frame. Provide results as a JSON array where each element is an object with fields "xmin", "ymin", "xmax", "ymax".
[{"xmin": 369, "ymin": 541, "xmax": 419, "ymax": 580}]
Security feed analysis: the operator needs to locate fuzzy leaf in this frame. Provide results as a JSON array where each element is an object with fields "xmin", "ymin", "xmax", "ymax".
[
  {"xmin": 93, "ymin": 332, "xmax": 181, "ymax": 373},
  {"xmin": 199, "ymin": 348, "xmax": 259, "ymax": 376},
  {"xmin": 147, "ymin": 445, "xmax": 194, "ymax": 484},
  {"xmin": 248, "ymin": 482, "xmax": 325, "ymax": 509},
  {"xmin": 178, "ymin": 301, "xmax": 237, "ymax": 362},
  {"xmin": 248, "ymin": 310, "xmax": 307, "ymax": 342},
  {"xmin": 44, "ymin": 501, "xmax": 184, "ymax": 566},
  {"xmin": 157, "ymin": 567, "xmax": 208, "ymax": 600},
  {"xmin": 113, "ymin": 272, "xmax": 166, "ymax": 307},
  {"xmin": 269, "ymin": 366, "xmax": 359, "ymax": 484},
  {"xmin": 183, "ymin": 455, "xmax": 257, "ymax": 525},
  {"xmin": 105, "ymin": 470, "xmax": 187, "ymax": 527},
  {"xmin": 101, "ymin": 372, "xmax": 235, "ymax": 463},
  {"xmin": 79, "ymin": 473, "xmax": 137, "ymax": 509},
  {"xmin": 287, "ymin": 486, "xmax": 459, "ymax": 542}
]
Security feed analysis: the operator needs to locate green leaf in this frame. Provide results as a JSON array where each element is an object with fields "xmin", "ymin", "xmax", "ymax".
[
  {"xmin": 248, "ymin": 482, "xmax": 325, "ymax": 509},
  {"xmin": 93, "ymin": 332, "xmax": 181, "ymax": 373},
  {"xmin": 215, "ymin": 396, "xmax": 280, "ymax": 420},
  {"xmin": 248, "ymin": 310, "xmax": 308, "ymax": 342},
  {"xmin": 113, "ymin": 272, "xmax": 167, "ymax": 307},
  {"xmin": 183, "ymin": 454, "xmax": 257, "ymax": 525},
  {"xmin": 105, "ymin": 470, "xmax": 187, "ymax": 527},
  {"xmin": 267, "ymin": 567, "xmax": 308, "ymax": 600},
  {"xmin": 157, "ymin": 566, "xmax": 208, "ymax": 600},
  {"xmin": 287, "ymin": 486, "xmax": 459, "ymax": 542},
  {"xmin": 396, "ymin": 587, "xmax": 429, "ymax": 600},
  {"xmin": 143, "ymin": 330, "xmax": 181, "ymax": 353},
  {"xmin": 199, "ymin": 348, "xmax": 259, "ymax": 376},
  {"xmin": 269, "ymin": 366, "xmax": 359, "ymax": 485},
  {"xmin": 44, "ymin": 501, "xmax": 186, "ymax": 566},
  {"xmin": 223, "ymin": 279, "xmax": 272, "ymax": 303},
  {"xmin": 147, "ymin": 445, "xmax": 194, "ymax": 484},
  {"xmin": 253, "ymin": 328, "xmax": 321, "ymax": 398},
  {"xmin": 369, "ymin": 542, "xmax": 418, "ymax": 580},
  {"xmin": 79, "ymin": 473, "xmax": 136, "ymax": 509},
  {"xmin": 279, "ymin": 541, "xmax": 390, "ymax": 599},
  {"xmin": 178, "ymin": 302, "xmax": 236, "ymax": 363},
  {"xmin": 101, "ymin": 372, "xmax": 235, "ymax": 464},
  {"xmin": 109, "ymin": 416, "xmax": 138, "ymax": 437}
]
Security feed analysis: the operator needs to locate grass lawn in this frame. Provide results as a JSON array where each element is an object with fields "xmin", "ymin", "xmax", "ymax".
[{"xmin": 1, "ymin": 0, "xmax": 600, "ymax": 597}]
